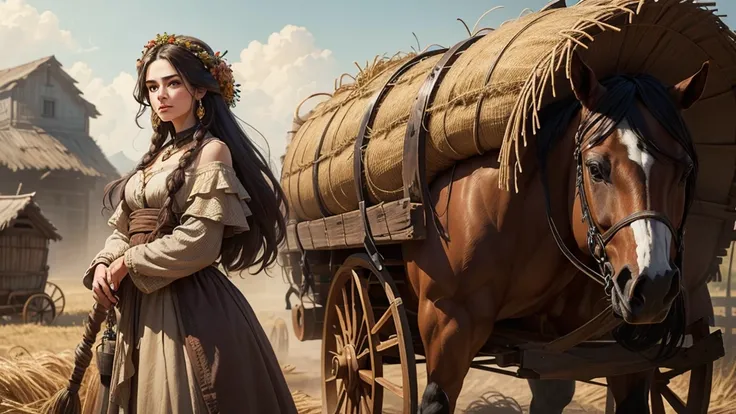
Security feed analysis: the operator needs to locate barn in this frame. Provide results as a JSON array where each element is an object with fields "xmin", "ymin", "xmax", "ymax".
[{"xmin": 0, "ymin": 56, "xmax": 120, "ymax": 276}]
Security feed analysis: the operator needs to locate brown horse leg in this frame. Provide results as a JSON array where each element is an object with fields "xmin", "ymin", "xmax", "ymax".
[
  {"xmin": 527, "ymin": 379, "xmax": 576, "ymax": 414},
  {"xmin": 416, "ymin": 289, "xmax": 496, "ymax": 413},
  {"xmin": 607, "ymin": 370, "xmax": 653, "ymax": 414}
]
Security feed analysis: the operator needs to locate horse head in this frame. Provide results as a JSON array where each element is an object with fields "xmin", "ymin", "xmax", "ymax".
[{"xmin": 566, "ymin": 52, "xmax": 709, "ymax": 327}]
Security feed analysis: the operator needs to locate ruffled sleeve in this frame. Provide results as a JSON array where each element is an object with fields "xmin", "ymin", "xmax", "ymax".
[
  {"xmin": 122, "ymin": 162, "xmax": 252, "ymax": 294},
  {"xmin": 82, "ymin": 200, "xmax": 132, "ymax": 290},
  {"xmin": 179, "ymin": 160, "xmax": 252, "ymax": 237}
]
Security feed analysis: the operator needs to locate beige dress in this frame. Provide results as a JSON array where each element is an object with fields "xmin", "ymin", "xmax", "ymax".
[{"xmin": 83, "ymin": 148, "xmax": 297, "ymax": 414}]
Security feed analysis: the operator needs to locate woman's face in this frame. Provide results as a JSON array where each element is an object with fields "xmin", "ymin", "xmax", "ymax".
[{"xmin": 145, "ymin": 59, "xmax": 197, "ymax": 126}]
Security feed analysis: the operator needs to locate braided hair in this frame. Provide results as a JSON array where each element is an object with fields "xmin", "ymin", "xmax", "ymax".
[{"xmin": 102, "ymin": 35, "xmax": 288, "ymax": 273}]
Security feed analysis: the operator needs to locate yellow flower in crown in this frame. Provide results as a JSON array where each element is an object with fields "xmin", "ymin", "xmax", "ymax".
[{"xmin": 135, "ymin": 32, "xmax": 241, "ymax": 108}]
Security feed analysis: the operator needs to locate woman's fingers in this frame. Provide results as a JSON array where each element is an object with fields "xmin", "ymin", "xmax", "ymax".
[
  {"xmin": 92, "ymin": 282, "xmax": 112, "ymax": 309},
  {"xmin": 97, "ymin": 271, "xmax": 117, "ymax": 305}
]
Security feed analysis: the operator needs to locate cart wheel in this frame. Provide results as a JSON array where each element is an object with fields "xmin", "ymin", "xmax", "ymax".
[
  {"xmin": 23, "ymin": 293, "xmax": 56, "ymax": 325},
  {"xmin": 650, "ymin": 319, "xmax": 713, "ymax": 414},
  {"xmin": 292, "ymin": 302, "xmax": 324, "ymax": 341},
  {"xmin": 321, "ymin": 253, "xmax": 417, "ymax": 414},
  {"xmin": 45, "ymin": 281, "xmax": 65, "ymax": 316},
  {"xmin": 268, "ymin": 317, "xmax": 290, "ymax": 362}
]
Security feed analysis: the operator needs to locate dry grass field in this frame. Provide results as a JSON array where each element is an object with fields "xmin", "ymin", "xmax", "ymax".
[{"xmin": 1, "ymin": 274, "xmax": 734, "ymax": 413}]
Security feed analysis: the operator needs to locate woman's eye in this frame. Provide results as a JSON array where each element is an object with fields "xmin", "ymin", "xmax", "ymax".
[{"xmin": 148, "ymin": 86, "xmax": 158, "ymax": 92}]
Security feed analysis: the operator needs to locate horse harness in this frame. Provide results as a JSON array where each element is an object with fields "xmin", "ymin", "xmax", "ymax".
[{"xmin": 537, "ymin": 107, "xmax": 695, "ymax": 352}]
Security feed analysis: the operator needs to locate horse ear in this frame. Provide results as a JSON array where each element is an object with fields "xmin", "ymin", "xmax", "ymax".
[
  {"xmin": 569, "ymin": 51, "xmax": 605, "ymax": 109},
  {"xmin": 670, "ymin": 61, "xmax": 710, "ymax": 110}
]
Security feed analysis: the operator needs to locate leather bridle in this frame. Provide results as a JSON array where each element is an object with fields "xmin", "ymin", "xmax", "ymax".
[{"xmin": 540, "ymin": 117, "xmax": 693, "ymax": 299}]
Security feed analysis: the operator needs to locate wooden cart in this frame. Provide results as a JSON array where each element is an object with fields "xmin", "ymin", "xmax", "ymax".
[
  {"xmin": 279, "ymin": 203, "xmax": 727, "ymax": 413},
  {"xmin": 0, "ymin": 193, "xmax": 64, "ymax": 325},
  {"xmin": 277, "ymin": 2, "xmax": 733, "ymax": 412}
]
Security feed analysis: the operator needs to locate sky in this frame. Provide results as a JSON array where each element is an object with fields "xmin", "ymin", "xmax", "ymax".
[{"xmin": 1, "ymin": 0, "xmax": 735, "ymax": 172}]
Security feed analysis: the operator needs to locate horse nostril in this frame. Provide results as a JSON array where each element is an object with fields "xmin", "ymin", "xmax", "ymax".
[
  {"xmin": 615, "ymin": 265, "xmax": 633, "ymax": 296},
  {"xmin": 630, "ymin": 277, "xmax": 647, "ymax": 312}
]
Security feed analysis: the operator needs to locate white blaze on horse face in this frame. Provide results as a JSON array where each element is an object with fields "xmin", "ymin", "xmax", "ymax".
[{"xmin": 617, "ymin": 119, "xmax": 673, "ymax": 279}]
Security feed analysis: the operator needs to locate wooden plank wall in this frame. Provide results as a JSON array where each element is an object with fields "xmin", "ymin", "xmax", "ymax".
[{"xmin": 282, "ymin": 198, "xmax": 426, "ymax": 253}]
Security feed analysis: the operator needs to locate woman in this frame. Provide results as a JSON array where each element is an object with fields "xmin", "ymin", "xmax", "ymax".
[{"xmin": 82, "ymin": 33, "xmax": 298, "ymax": 413}]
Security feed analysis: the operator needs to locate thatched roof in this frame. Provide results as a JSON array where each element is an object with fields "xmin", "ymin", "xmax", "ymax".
[
  {"xmin": 0, "ymin": 56, "xmax": 100, "ymax": 117},
  {"xmin": 0, "ymin": 125, "xmax": 119, "ymax": 178},
  {"xmin": 0, "ymin": 193, "xmax": 62, "ymax": 241}
]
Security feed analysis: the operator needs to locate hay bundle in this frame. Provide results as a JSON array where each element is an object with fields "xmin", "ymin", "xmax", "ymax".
[
  {"xmin": 0, "ymin": 351, "xmax": 99, "ymax": 414},
  {"xmin": 0, "ymin": 350, "xmax": 325, "ymax": 414},
  {"xmin": 281, "ymin": 0, "xmax": 736, "ymax": 221}
]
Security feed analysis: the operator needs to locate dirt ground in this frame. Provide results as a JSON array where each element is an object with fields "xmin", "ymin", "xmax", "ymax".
[{"xmin": 3, "ymin": 270, "xmax": 733, "ymax": 413}]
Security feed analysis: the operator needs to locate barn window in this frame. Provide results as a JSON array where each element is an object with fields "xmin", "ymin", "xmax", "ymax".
[{"xmin": 42, "ymin": 99, "xmax": 55, "ymax": 118}]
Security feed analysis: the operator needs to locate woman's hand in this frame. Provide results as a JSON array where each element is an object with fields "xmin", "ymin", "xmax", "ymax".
[
  {"xmin": 92, "ymin": 263, "xmax": 116, "ymax": 309},
  {"xmin": 108, "ymin": 256, "xmax": 129, "ymax": 291}
]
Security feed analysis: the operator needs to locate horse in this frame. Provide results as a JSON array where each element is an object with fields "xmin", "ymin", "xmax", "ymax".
[{"xmin": 403, "ymin": 50, "xmax": 709, "ymax": 414}]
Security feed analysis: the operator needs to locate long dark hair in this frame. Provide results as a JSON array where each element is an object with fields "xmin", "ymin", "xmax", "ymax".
[{"xmin": 102, "ymin": 35, "xmax": 288, "ymax": 274}]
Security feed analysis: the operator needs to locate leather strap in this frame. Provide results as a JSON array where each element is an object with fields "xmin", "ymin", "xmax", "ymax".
[
  {"xmin": 539, "ymin": 306, "xmax": 622, "ymax": 353},
  {"xmin": 402, "ymin": 33, "xmax": 488, "ymax": 240},
  {"xmin": 311, "ymin": 108, "xmax": 342, "ymax": 217},
  {"xmin": 353, "ymin": 47, "xmax": 448, "ymax": 269}
]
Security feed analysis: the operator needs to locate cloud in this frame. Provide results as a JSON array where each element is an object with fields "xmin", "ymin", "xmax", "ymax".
[
  {"xmin": 0, "ymin": 0, "xmax": 79, "ymax": 68},
  {"xmin": 66, "ymin": 62, "xmax": 152, "ymax": 164},
  {"xmin": 65, "ymin": 24, "xmax": 338, "ymax": 175},
  {"xmin": 231, "ymin": 24, "xmax": 337, "ymax": 170}
]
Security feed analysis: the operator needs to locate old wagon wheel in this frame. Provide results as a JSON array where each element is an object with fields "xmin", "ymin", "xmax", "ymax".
[
  {"xmin": 45, "ymin": 281, "xmax": 65, "ymax": 316},
  {"xmin": 321, "ymin": 253, "xmax": 417, "ymax": 414},
  {"xmin": 649, "ymin": 319, "xmax": 713, "ymax": 414},
  {"xmin": 23, "ymin": 293, "xmax": 56, "ymax": 325}
]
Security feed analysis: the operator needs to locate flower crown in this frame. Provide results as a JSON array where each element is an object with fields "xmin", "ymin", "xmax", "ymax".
[{"xmin": 136, "ymin": 33, "xmax": 241, "ymax": 108}]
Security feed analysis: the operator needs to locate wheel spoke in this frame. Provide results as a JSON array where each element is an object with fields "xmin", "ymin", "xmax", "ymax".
[
  {"xmin": 360, "ymin": 389, "xmax": 371, "ymax": 413},
  {"xmin": 334, "ymin": 304, "xmax": 350, "ymax": 344},
  {"xmin": 341, "ymin": 287, "xmax": 352, "ymax": 340},
  {"xmin": 371, "ymin": 303, "xmax": 394, "ymax": 336},
  {"xmin": 375, "ymin": 376, "xmax": 403, "ymax": 398},
  {"xmin": 350, "ymin": 273, "xmax": 358, "ymax": 343},
  {"xmin": 335, "ymin": 334, "xmax": 344, "ymax": 350},
  {"xmin": 660, "ymin": 384, "xmax": 687, "ymax": 412},
  {"xmin": 650, "ymin": 384, "xmax": 666, "ymax": 414},
  {"xmin": 358, "ymin": 369, "xmax": 374, "ymax": 385},
  {"xmin": 376, "ymin": 335, "xmax": 399, "ymax": 353},
  {"xmin": 659, "ymin": 367, "xmax": 687, "ymax": 382},
  {"xmin": 335, "ymin": 386, "xmax": 347, "ymax": 414}
]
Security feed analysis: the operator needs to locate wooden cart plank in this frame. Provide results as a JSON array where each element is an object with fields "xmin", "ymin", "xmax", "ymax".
[
  {"xmin": 281, "ymin": 198, "xmax": 425, "ymax": 252},
  {"xmin": 518, "ymin": 330, "xmax": 724, "ymax": 381}
]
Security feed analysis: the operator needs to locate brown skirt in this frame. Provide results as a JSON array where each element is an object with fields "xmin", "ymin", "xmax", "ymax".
[{"xmin": 110, "ymin": 266, "xmax": 298, "ymax": 414}]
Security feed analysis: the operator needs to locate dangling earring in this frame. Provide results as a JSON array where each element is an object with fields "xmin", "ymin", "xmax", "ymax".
[
  {"xmin": 151, "ymin": 111, "xmax": 161, "ymax": 129},
  {"xmin": 196, "ymin": 100, "xmax": 205, "ymax": 121}
]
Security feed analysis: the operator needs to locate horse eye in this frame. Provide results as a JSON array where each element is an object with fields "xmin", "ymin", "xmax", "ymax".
[{"xmin": 587, "ymin": 162, "xmax": 606, "ymax": 182}]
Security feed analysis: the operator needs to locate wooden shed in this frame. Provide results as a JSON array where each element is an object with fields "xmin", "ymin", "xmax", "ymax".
[
  {"xmin": 0, "ymin": 56, "xmax": 120, "ymax": 274},
  {"xmin": 0, "ymin": 192, "xmax": 65, "ymax": 324}
]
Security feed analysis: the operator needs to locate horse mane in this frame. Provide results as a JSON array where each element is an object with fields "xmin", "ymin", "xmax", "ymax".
[{"xmin": 534, "ymin": 73, "xmax": 699, "ymax": 361}]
